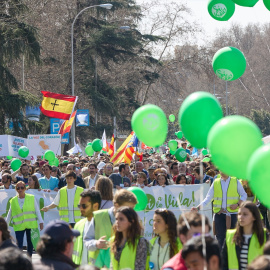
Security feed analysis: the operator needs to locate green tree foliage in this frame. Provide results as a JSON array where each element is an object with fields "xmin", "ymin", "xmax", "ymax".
[{"xmin": 0, "ymin": 0, "xmax": 40, "ymax": 134}]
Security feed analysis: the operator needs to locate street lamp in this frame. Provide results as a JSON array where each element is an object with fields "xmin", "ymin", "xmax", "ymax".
[{"xmin": 71, "ymin": 3, "xmax": 113, "ymax": 146}]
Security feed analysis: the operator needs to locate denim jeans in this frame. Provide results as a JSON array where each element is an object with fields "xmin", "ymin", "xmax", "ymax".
[{"xmin": 15, "ymin": 229, "xmax": 33, "ymax": 256}]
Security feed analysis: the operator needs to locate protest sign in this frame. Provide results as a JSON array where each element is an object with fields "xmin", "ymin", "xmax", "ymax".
[
  {"xmin": 0, "ymin": 184, "xmax": 212, "ymax": 241},
  {"xmin": 0, "ymin": 135, "xmax": 27, "ymax": 157},
  {"xmin": 27, "ymin": 134, "xmax": 61, "ymax": 156}
]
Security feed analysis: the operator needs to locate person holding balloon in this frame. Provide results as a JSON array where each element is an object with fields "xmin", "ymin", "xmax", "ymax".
[
  {"xmin": 222, "ymin": 201, "xmax": 267, "ymax": 270},
  {"xmin": 110, "ymin": 206, "xmax": 150, "ymax": 270},
  {"xmin": 150, "ymin": 209, "xmax": 182, "ymax": 270},
  {"xmin": 191, "ymin": 170, "xmax": 247, "ymax": 248},
  {"xmin": 11, "ymin": 163, "xmax": 30, "ymax": 184}
]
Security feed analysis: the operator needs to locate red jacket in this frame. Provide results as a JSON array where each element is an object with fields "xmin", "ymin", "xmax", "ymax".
[{"xmin": 161, "ymin": 250, "xmax": 187, "ymax": 270}]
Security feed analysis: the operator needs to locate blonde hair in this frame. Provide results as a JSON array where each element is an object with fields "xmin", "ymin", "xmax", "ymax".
[
  {"xmin": 95, "ymin": 177, "xmax": 113, "ymax": 200},
  {"xmin": 113, "ymin": 189, "xmax": 137, "ymax": 206}
]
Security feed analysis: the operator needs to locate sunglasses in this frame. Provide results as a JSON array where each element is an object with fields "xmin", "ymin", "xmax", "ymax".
[
  {"xmin": 16, "ymin": 186, "xmax": 25, "ymax": 190},
  {"xmin": 78, "ymin": 204, "xmax": 91, "ymax": 209}
]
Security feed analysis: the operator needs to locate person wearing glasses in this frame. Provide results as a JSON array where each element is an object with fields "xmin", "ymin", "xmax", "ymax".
[
  {"xmin": 5, "ymin": 181, "xmax": 44, "ymax": 257},
  {"xmin": 41, "ymin": 170, "xmax": 84, "ymax": 228},
  {"xmin": 72, "ymin": 190, "xmax": 101, "ymax": 265}
]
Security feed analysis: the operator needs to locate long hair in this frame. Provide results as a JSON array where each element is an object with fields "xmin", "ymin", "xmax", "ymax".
[
  {"xmin": 157, "ymin": 173, "xmax": 169, "ymax": 185},
  {"xmin": 95, "ymin": 177, "xmax": 113, "ymax": 200},
  {"xmin": 0, "ymin": 217, "xmax": 11, "ymax": 241},
  {"xmin": 233, "ymin": 201, "xmax": 265, "ymax": 247},
  {"xmin": 28, "ymin": 175, "xmax": 40, "ymax": 189},
  {"xmin": 137, "ymin": 172, "xmax": 148, "ymax": 185},
  {"xmin": 154, "ymin": 209, "xmax": 178, "ymax": 258},
  {"xmin": 111, "ymin": 206, "xmax": 142, "ymax": 255}
]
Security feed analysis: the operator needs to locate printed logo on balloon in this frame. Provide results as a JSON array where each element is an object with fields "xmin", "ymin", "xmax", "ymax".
[{"xmin": 212, "ymin": 4, "xmax": 227, "ymax": 18}]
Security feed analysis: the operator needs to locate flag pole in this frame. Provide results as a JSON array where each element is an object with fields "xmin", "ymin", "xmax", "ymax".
[{"xmin": 70, "ymin": 96, "xmax": 78, "ymax": 147}]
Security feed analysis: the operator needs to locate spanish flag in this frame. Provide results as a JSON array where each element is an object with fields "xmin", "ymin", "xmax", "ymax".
[
  {"xmin": 40, "ymin": 91, "xmax": 78, "ymax": 120},
  {"xmin": 58, "ymin": 111, "xmax": 77, "ymax": 136},
  {"xmin": 108, "ymin": 134, "xmax": 115, "ymax": 158},
  {"xmin": 110, "ymin": 132, "xmax": 134, "ymax": 165}
]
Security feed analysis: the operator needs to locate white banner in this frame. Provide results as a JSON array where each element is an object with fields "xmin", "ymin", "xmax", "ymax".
[
  {"xmin": 27, "ymin": 134, "xmax": 61, "ymax": 156},
  {"xmin": 0, "ymin": 135, "xmax": 27, "ymax": 157},
  {"xmin": 0, "ymin": 184, "xmax": 212, "ymax": 240}
]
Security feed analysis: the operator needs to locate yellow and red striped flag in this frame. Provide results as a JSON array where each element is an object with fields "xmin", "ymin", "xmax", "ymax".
[
  {"xmin": 58, "ymin": 111, "xmax": 77, "ymax": 136},
  {"xmin": 110, "ymin": 132, "xmax": 134, "ymax": 165},
  {"xmin": 40, "ymin": 91, "xmax": 77, "ymax": 120},
  {"xmin": 108, "ymin": 134, "xmax": 115, "ymax": 158}
]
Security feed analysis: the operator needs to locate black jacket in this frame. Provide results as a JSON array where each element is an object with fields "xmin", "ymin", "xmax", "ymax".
[
  {"xmin": 0, "ymin": 239, "xmax": 18, "ymax": 251},
  {"xmin": 58, "ymin": 176, "xmax": 85, "ymax": 189}
]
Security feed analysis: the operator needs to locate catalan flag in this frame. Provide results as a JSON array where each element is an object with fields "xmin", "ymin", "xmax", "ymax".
[
  {"xmin": 108, "ymin": 134, "xmax": 115, "ymax": 158},
  {"xmin": 123, "ymin": 134, "xmax": 138, "ymax": 164},
  {"xmin": 40, "ymin": 91, "xmax": 78, "ymax": 120},
  {"xmin": 110, "ymin": 132, "xmax": 134, "ymax": 165},
  {"xmin": 58, "ymin": 111, "xmax": 77, "ymax": 136}
]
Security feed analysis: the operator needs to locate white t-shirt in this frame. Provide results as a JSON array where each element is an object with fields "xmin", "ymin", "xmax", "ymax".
[
  {"xmin": 53, "ymin": 186, "xmax": 77, "ymax": 223},
  {"xmin": 81, "ymin": 220, "xmax": 91, "ymax": 264}
]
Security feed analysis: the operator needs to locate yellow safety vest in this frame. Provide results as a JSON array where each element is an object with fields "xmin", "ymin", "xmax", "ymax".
[
  {"xmin": 89, "ymin": 209, "xmax": 113, "ymax": 263},
  {"xmin": 10, "ymin": 194, "xmax": 38, "ymax": 231},
  {"xmin": 111, "ymin": 236, "xmax": 150, "ymax": 270},
  {"xmin": 213, "ymin": 177, "xmax": 240, "ymax": 213},
  {"xmin": 149, "ymin": 236, "xmax": 183, "ymax": 253},
  {"xmin": 226, "ymin": 228, "xmax": 266, "ymax": 270},
  {"xmin": 58, "ymin": 186, "xmax": 83, "ymax": 223}
]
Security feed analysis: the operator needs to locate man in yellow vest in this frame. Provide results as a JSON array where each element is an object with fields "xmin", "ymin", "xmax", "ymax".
[
  {"xmin": 84, "ymin": 189, "xmax": 137, "ymax": 268},
  {"xmin": 42, "ymin": 170, "xmax": 84, "ymax": 228},
  {"xmin": 72, "ymin": 189, "xmax": 101, "ymax": 265},
  {"xmin": 191, "ymin": 170, "xmax": 247, "ymax": 247}
]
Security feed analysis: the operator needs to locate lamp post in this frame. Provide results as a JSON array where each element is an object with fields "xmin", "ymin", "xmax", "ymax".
[{"xmin": 70, "ymin": 3, "xmax": 113, "ymax": 146}]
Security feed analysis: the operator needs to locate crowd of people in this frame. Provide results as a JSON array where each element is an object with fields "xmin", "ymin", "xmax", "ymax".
[{"xmin": 0, "ymin": 147, "xmax": 269, "ymax": 270}]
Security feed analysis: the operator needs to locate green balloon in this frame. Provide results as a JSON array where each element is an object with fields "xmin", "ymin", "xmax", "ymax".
[
  {"xmin": 87, "ymin": 142, "xmax": 92, "ymax": 146},
  {"xmin": 208, "ymin": 116, "xmax": 262, "ymax": 179},
  {"xmin": 127, "ymin": 187, "xmax": 148, "ymax": 211},
  {"xmin": 170, "ymin": 149, "xmax": 176, "ymax": 155},
  {"xmin": 131, "ymin": 104, "xmax": 168, "ymax": 148},
  {"xmin": 18, "ymin": 146, "xmax": 29, "ymax": 158},
  {"xmin": 11, "ymin": 158, "xmax": 22, "ymax": 171},
  {"xmin": 44, "ymin": 150, "xmax": 55, "ymax": 162},
  {"xmin": 92, "ymin": 139, "xmax": 103, "ymax": 152},
  {"xmin": 232, "ymin": 0, "xmax": 258, "ymax": 7},
  {"xmin": 168, "ymin": 140, "xmax": 178, "ymax": 151},
  {"xmin": 175, "ymin": 131, "xmax": 183, "ymax": 139},
  {"xmin": 212, "ymin": 47, "xmax": 246, "ymax": 81},
  {"xmin": 169, "ymin": 114, "xmax": 175, "ymax": 122},
  {"xmin": 248, "ymin": 144, "xmax": 270, "ymax": 208},
  {"xmin": 202, "ymin": 149, "xmax": 209, "ymax": 155},
  {"xmin": 63, "ymin": 160, "xmax": 69, "ymax": 164},
  {"xmin": 6, "ymin": 156, "xmax": 12, "ymax": 160},
  {"xmin": 208, "ymin": 0, "xmax": 235, "ymax": 21},
  {"xmin": 175, "ymin": 147, "xmax": 187, "ymax": 162},
  {"xmin": 202, "ymin": 157, "xmax": 211, "ymax": 162},
  {"xmin": 179, "ymin": 92, "xmax": 223, "ymax": 149},
  {"xmin": 85, "ymin": 145, "xmax": 94, "ymax": 156},
  {"xmin": 49, "ymin": 157, "xmax": 59, "ymax": 167},
  {"xmin": 264, "ymin": 0, "xmax": 270, "ymax": 10}
]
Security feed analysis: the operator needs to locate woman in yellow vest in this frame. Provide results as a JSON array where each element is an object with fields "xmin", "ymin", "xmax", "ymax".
[
  {"xmin": 222, "ymin": 201, "xmax": 267, "ymax": 270},
  {"xmin": 150, "ymin": 209, "xmax": 182, "ymax": 270},
  {"xmin": 6, "ymin": 181, "xmax": 44, "ymax": 256},
  {"xmin": 110, "ymin": 206, "xmax": 150, "ymax": 270}
]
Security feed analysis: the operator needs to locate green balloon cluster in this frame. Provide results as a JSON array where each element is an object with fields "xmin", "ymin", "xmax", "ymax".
[
  {"xmin": 131, "ymin": 104, "xmax": 168, "ymax": 148},
  {"xmin": 175, "ymin": 131, "xmax": 183, "ymax": 139},
  {"xmin": 85, "ymin": 145, "xmax": 94, "ymax": 156},
  {"xmin": 92, "ymin": 139, "xmax": 103, "ymax": 152},
  {"xmin": 44, "ymin": 150, "xmax": 55, "ymax": 161},
  {"xmin": 212, "ymin": 47, "xmax": 246, "ymax": 81},
  {"xmin": 264, "ymin": 0, "xmax": 270, "ymax": 11},
  {"xmin": 232, "ymin": 0, "xmax": 259, "ymax": 7},
  {"xmin": 49, "ymin": 157, "xmax": 59, "ymax": 167},
  {"xmin": 168, "ymin": 140, "xmax": 178, "ymax": 151},
  {"xmin": 169, "ymin": 114, "xmax": 175, "ymax": 122},
  {"xmin": 127, "ymin": 187, "xmax": 148, "ymax": 211},
  {"xmin": 248, "ymin": 144, "xmax": 270, "ymax": 208},
  {"xmin": 6, "ymin": 156, "xmax": 12, "ymax": 160},
  {"xmin": 207, "ymin": 116, "xmax": 262, "ymax": 179},
  {"xmin": 18, "ymin": 146, "xmax": 29, "ymax": 158},
  {"xmin": 208, "ymin": 0, "xmax": 235, "ymax": 21},
  {"xmin": 179, "ymin": 92, "xmax": 223, "ymax": 149},
  {"xmin": 175, "ymin": 148, "xmax": 187, "ymax": 162},
  {"xmin": 11, "ymin": 158, "xmax": 22, "ymax": 171}
]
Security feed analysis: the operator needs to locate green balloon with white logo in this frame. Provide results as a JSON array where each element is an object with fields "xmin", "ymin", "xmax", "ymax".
[
  {"xmin": 232, "ymin": 0, "xmax": 258, "ymax": 7},
  {"xmin": 264, "ymin": 0, "xmax": 270, "ymax": 11},
  {"xmin": 131, "ymin": 104, "xmax": 168, "ymax": 148},
  {"xmin": 208, "ymin": 0, "xmax": 235, "ymax": 21},
  {"xmin": 212, "ymin": 47, "xmax": 246, "ymax": 81},
  {"xmin": 175, "ymin": 148, "xmax": 187, "ymax": 162}
]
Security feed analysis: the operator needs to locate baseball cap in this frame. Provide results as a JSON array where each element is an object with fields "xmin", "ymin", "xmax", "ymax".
[
  {"xmin": 43, "ymin": 220, "xmax": 80, "ymax": 243},
  {"xmin": 39, "ymin": 161, "xmax": 47, "ymax": 167}
]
